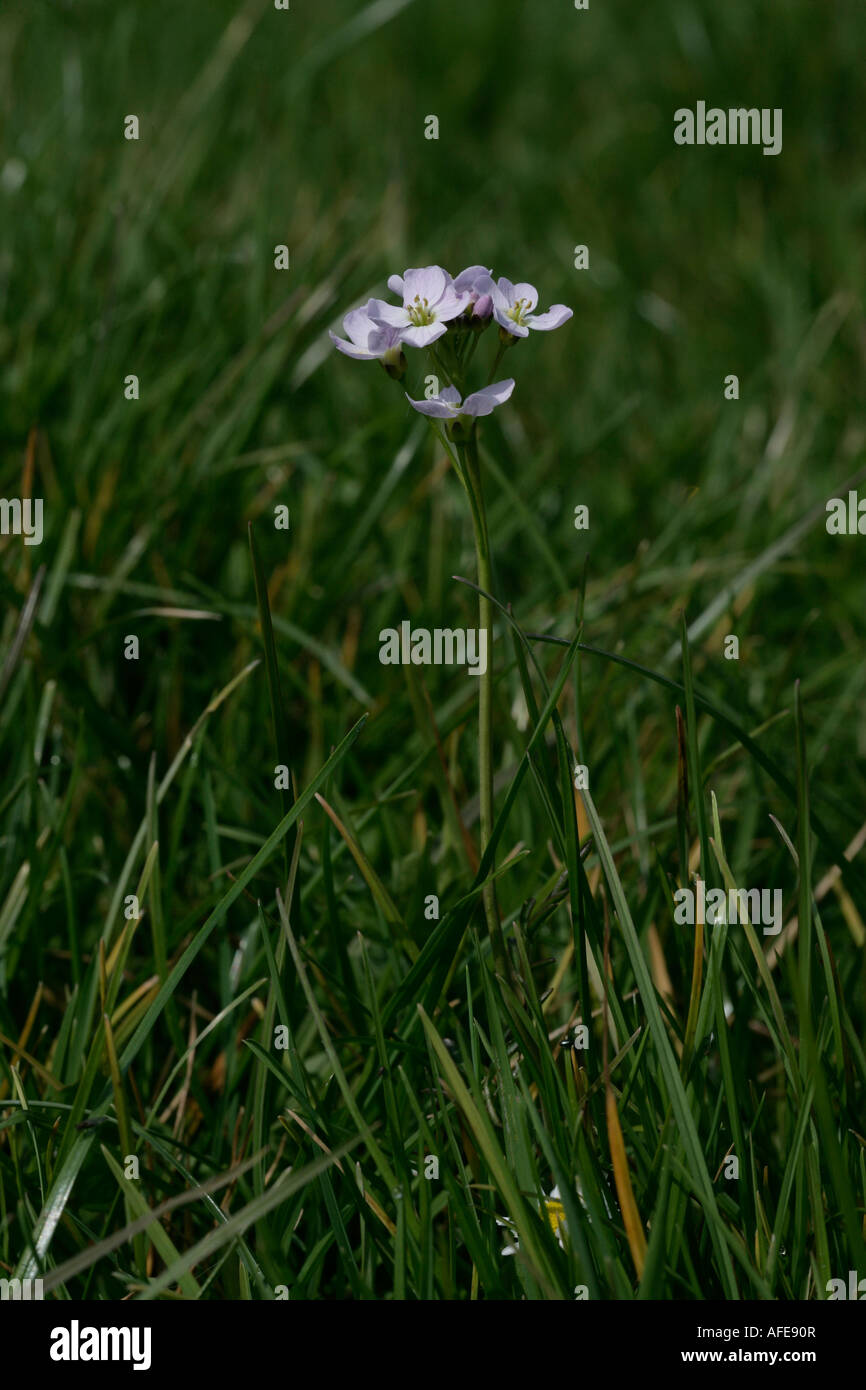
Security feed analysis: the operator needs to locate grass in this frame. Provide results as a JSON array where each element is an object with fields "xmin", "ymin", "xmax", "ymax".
[{"xmin": 1, "ymin": 0, "xmax": 865, "ymax": 1300}]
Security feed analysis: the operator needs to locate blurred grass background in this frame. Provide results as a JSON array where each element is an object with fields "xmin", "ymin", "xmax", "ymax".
[{"xmin": 1, "ymin": 0, "xmax": 865, "ymax": 1300}]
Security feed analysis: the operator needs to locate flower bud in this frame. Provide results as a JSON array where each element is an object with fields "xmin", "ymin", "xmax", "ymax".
[{"xmin": 472, "ymin": 293, "xmax": 493, "ymax": 323}]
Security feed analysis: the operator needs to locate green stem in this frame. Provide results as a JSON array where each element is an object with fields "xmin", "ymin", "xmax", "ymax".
[
  {"xmin": 429, "ymin": 342, "xmax": 467, "ymax": 400},
  {"xmin": 460, "ymin": 432, "xmax": 508, "ymax": 977},
  {"xmin": 463, "ymin": 330, "xmax": 481, "ymax": 374},
  {"xmin": 429, "ymin": 346, "xmax": 450, "ymax": 388},
  {"xmin": 486, "ymin": 337, "xmax": 511, "ymax": 385}
]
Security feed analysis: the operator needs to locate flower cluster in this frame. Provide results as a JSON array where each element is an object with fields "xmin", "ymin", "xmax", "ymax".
[{"xmin": 330, "ymin": 263, "xmax": 572, "ymax": 429}]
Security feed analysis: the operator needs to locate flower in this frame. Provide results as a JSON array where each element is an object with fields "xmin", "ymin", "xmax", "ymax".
[
  {"xmin": 451, "ymin": 265, "xmax": 495, "ymax": 325},
  {"xmin": 452, "ymin": 264, "xmax": 492, "ymax": 298},
  {"xmin": 487, "ymin": 277, "xmax": 573, "ymax": 339},
  {"xmin": 497, "ymin": 1185, "xmax": 569, "ymax": 1258},
  {"xmin": 405, "ymin": 379, "xmax": 515, "ymax": 419},
  {"xmin": 329, "ymin": 304, "xmax": 407, "ymax": 377},
  {"xmin": 369, "ymin": 265, "xmax": 471, "ymax": 348},
  {"xmin": 544, "ymin": 1187, "xmax": 568, "ymax": 1244}
]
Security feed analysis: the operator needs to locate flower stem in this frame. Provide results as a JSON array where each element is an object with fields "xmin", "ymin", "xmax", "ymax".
[
  {"xmin": 461, "ymin": 432, "xmax": 508, "ymax": 978},
  {"xmin": 486, "ymin": 338, "xmax": 510, "ymax": 385},
  {"xmin": 429, "ymin": 345, "xmax": 452, "ymax": 390},
  {"xmin": 463, "ymin": 330, "xmax": 481, "ymax": 374}
]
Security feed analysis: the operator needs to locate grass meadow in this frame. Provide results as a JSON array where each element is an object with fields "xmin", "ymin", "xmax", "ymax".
[{"xmin": 1, "ymin": 0, "xmax": 866, "ymax": 1301}]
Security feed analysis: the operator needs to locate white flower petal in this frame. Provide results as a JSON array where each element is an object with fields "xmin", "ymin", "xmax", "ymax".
[
  {"xmin": 402, "ymin": 265, "xmax": 447, "ymax": 305},
  {"xmin": 511, "ymin": 282, "xmax": 539, "ymax": 311},
  {"xmin": 528, "ymin": 304, "xmax": 573, "ymax": 332},
  {"xmin": 462, "ymin": 378, "xmax": 515, "ymax": 417},
  {"xmin": 400, "ymin": 321, "xmax": 447, "ymax": 348}
]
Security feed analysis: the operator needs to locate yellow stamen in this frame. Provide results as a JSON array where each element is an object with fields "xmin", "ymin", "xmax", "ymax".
[
  {"xmin": 408, "ymin": 295, "xmax": 435, "ymax": 326},
  {"xmin": 544, "ymin": 1198, "xmax": 566, "ymax": 1236}
]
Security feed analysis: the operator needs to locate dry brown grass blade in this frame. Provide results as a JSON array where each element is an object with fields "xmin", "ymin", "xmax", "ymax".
[{"xmin": 603, "ymin": 912, "xmax": 647, "ymax": 1280}]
